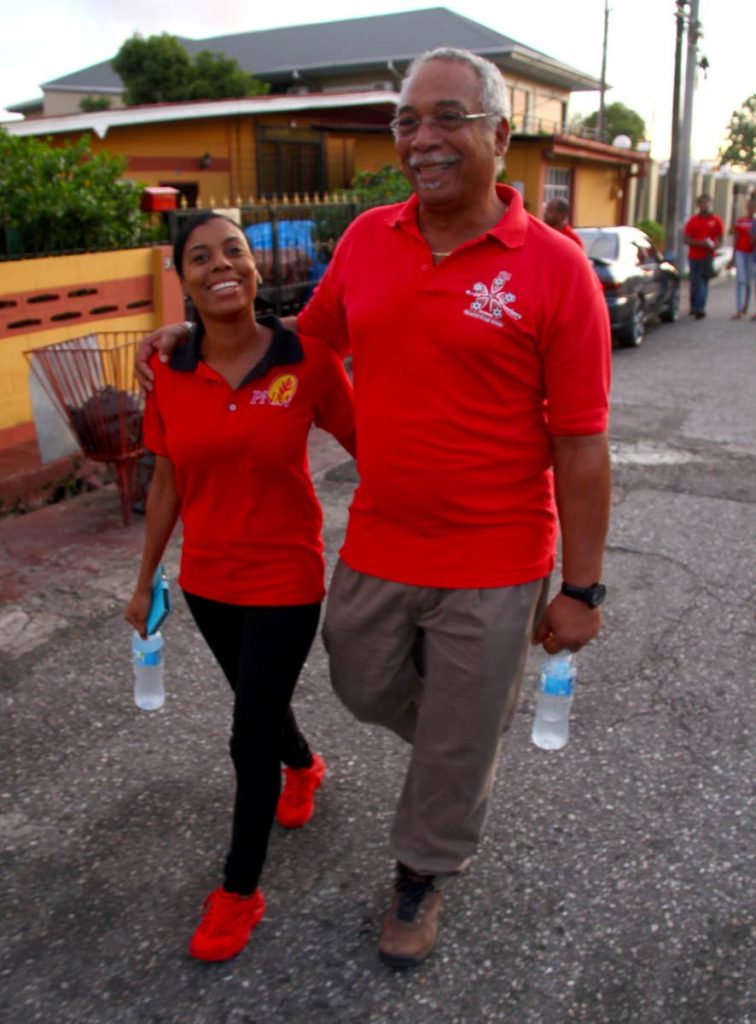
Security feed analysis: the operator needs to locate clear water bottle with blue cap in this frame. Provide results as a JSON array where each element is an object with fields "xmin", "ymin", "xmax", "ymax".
[
  {"xmin": 132, "ymin": 631, "xmax": 165, "ymax": 711},
  {"xmin": 531, "ymin": 652, "xmax": 575, "ymax": 750}
]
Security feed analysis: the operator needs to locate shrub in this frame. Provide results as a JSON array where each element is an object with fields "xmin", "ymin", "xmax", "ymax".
[
  {"xmin": 0, "ymin": 130, "xmax": 152, "ymax": 257},
  {"xmin": 637, "ymin": 219, "xmax": 664, "ymax": 250},
  {"xmin": 352, "ymin": 165, "xmax": 412, "ymax": 207}
]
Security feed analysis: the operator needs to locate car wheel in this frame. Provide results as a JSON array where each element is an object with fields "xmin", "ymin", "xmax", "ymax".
[
  {"xmin": 660, "ymin": 284, "xmax": 680, "ymax": 323},
  {"xmin": 617, "ymin": 296, "xmax": 645, "ymax": 348}
]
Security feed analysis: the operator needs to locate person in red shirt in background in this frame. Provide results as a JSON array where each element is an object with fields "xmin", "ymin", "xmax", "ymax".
[
  {"xmin": 543, "ymin": 196, "xmax": 585, "ymax": 248},
  {"xmin": 136, "ymin": 49, "xmax": 611, "ymax": 970},
  {"xmin": 126, "ymin": 212, "xmax": 355, "ymax": 964},
  {"xmin": 728, "ymin": 196, "xmax": 755, "ymax": 319},
  {"xmin": 683, "ymin": 194, "xmax": 725, "ymax": 319}
]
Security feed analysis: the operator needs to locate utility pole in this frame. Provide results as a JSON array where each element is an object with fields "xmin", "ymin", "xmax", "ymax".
[
  {"xmin": 664, "ymin": 0, "xmax": 687, "ymax": 262},
  {"xmin": 677, "ymin": 0, "xmax": 700, "ymax": 276},
  {"xmin": 597, "ymin": 0, "xmax": 610, "ymax": 142}
]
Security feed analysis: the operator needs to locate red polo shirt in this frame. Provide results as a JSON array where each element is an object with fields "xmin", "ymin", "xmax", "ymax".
[
  {"xmin": 298, "ymin": 185, "xmax": 611, "ymax": 589},
  {"xmin": 558, "ymin": 222, "xmax": 585, "ymax": 249},
  {"xmin": 733, "ymin": 216, "xmax": 755, "ymax": 254},
  {"xmin": 144, "ymin": 316, "xmax": 354, "ymax": 605},
  {"xmin": 684, "ymin": 212, "xmax": 725, "ymax": 261}
]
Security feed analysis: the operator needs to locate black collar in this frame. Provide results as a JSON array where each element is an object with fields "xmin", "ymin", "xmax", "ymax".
[{"xmin": 169, "ymin": 314, "xmax": 303, "ymax": 388}]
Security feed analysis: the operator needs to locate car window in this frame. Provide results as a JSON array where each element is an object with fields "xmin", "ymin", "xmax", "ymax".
[{"xmin": 578, "ymin": 230, "xmax": 619, "ymax": 261}]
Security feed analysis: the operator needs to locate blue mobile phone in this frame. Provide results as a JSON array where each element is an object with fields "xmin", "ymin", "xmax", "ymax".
[{"xmin": 146, "ymin": 564, "xmax": 171, "ymax": 635}]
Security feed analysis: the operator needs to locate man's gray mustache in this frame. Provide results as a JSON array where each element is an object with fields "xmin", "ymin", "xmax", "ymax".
[{"xmin": 407, "ymin": 155, "xmax": 460, "ymax": 168}]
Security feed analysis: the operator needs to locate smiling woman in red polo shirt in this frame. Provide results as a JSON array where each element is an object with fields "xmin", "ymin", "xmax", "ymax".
[{"xmin": 125, "ymin": 212, "xmax": 355, "ymax": 963}]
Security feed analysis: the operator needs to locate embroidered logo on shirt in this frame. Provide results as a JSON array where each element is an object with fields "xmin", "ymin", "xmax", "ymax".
[
  {"xmin": 250, "ymin": 373, "xmax": 299, "ymax": 407},
  {"xmin": 464, "ymin": 271, "xmax": 522, "ymax": 327}
]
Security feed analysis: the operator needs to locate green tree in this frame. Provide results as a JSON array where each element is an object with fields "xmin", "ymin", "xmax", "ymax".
[
  {"xmin": 112, "ymin": 33, "xmax": 192, "ymax": 105},
  {"xmin": 112, "ymin": 33, "xmax": 269, "ymax": 105},
  {"xmin": 718, "ymin": 94, "xmax": 756, "ymax": 171},
  {"xmin": 582, "ymin": 102, "xmax": 647, "ymax": 147},
  {"xmin": 0, "ymin": 130, "xmax": 150, "ymax": 256},
  {"xmin": 352, "ymin": 165, "xmax": 412, "ymax": 207},
  {"xmin": 79, "ymin": 95, "xmax": 112, "ymax": 112},
  {"xmin": 185, "ymin": 50, "xmax": 269, "ymax": 100}
]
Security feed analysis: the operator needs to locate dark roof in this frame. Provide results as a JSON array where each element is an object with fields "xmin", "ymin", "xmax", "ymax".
[
  {"xmin": 5, "ymin": 97, "xmax": 44, "ymax": 115},
  {"xmin": 43, "ymin": 8, "xmax": 601, "ymax": 95}
]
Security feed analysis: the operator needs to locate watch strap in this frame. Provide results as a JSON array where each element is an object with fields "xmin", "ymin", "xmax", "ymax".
[{"xmin": 561, "ymin": 581, "xmax": 606, "ymax": 607}]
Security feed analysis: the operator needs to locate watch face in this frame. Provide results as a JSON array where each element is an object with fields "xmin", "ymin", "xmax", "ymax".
[{"xmin": 590, "ymin": 585, "xmax": 607, "ymax": 607}]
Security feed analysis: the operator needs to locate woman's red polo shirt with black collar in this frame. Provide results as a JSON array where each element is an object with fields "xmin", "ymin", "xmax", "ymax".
[{"xmin": 143, "ymin": 315, "xmax": 355, "ymax": 605}]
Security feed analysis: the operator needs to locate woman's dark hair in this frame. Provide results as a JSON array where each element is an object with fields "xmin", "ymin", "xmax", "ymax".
[{"xmin": 172, "ymin": 212, "xmax": 249, "ymax": 279}]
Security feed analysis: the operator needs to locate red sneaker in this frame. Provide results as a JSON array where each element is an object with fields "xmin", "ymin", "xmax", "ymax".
[
  {"xmin": 188, "ymin": 887, "xmax": 265, "ymax": 962},
  {"xmin": 276, "ymin": 752, "xmax": 326, "ymax": 829}
]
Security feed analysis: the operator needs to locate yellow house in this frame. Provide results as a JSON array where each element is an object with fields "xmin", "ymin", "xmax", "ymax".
[
  {"xmin": 4, "ymin": 7, "xmax": 647, "ymax": 219},
  {"xmin": 0, "ymin": 9, "xmax": 649, "ymax": 438},
  {"xmin": 3, "ymin": 92, "xmax": 645, "ymax": 226},
  {"xmin": 3, "ymin": 93, "xmax": 398, "ymax": 204}
]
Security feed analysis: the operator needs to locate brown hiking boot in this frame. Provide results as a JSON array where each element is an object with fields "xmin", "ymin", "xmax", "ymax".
[{"xmin": 378, "ymin": 864, "xmax": 442, "ymax": 969}]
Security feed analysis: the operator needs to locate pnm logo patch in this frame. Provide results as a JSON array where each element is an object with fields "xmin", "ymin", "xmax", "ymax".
[{"xmin": 250, "ymin": 373, "xmax": 299, "ymax": 407}]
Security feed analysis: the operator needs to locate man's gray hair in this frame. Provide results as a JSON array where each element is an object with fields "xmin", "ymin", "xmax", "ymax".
[{"xmin": 399, "ymin": 47, "xmax": 511, "ymax": 125}]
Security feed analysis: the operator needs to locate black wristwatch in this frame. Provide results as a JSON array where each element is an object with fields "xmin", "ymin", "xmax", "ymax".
[{"xmin": 561, "ymin": 581, "xmax": 607, "ymax": 608}]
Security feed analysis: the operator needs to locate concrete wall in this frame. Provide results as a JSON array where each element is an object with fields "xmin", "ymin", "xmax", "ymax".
[
  {"xmin": 42, "ymin": 89, "xmax": 125, "ymax": 116},
  {"xmin": 0, "ymin": 247, "xmax": 183, "ymax": 430}
]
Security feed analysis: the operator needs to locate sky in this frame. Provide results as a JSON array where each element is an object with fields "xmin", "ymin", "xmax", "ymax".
[{"xmin": 0, "ymin": 0, "xmax": 753, "ymax": 162}]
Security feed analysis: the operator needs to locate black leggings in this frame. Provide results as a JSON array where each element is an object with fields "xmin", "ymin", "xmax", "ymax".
[{"xmin": 183, "ymin": 591, "xmax": 321, "ymax": 895}]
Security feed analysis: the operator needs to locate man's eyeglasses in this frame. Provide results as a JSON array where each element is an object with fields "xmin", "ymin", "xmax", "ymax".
[{"xmin": 389, "ymin": 111, "xmax": 494, "ymax": 139}]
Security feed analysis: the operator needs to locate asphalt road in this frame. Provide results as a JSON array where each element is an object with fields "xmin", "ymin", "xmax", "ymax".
[{"xmin": 1, "ymin": 277, "xmax": 754, "ymax": 1024}]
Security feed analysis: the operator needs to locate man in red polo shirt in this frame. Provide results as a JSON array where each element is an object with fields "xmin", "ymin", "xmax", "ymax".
[
  {"xmin": 138, "ymin": 47, "xmax": 611, "ymax": 971},
  {"xmin": 543, "ymin": 196, "xmax": 585, "ymax": 248},
  {"xmin": 683, "ymin": 194, "xmax": 724, "ymax": 319},
  {"xmin": 299, "ymin": 48, "xmax": 610, "ymax": 968}
]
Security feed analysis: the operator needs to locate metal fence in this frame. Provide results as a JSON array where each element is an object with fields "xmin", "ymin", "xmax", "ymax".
[
  {"xmin": 2, "ymin": 195, "xmax": 365, "ymax": 316},
  {"xmin": 167, "ymin": 196, "xmax": 363, "ymax": 316}
]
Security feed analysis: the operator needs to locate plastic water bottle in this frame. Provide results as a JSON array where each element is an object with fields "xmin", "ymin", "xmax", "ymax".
[
  {"xmin": 132, "ymin": 631, "xmax": 165, "ymax": 711},
  {"xmin": 532, "ymin": 652, "xmax": 575, "ymax": 750}
]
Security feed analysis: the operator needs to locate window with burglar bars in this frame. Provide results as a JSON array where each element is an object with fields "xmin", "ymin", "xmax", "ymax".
[
  {"xmin": 543, "ymin": 167, "xmax": 572, "ymax": 206},
  {"xmin": 257, "ymin": 127, "xmax": 325, "ymax": 199}
]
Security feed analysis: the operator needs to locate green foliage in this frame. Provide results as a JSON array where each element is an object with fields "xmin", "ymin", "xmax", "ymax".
[
  {"xmin": 351, "ymin": 164, "xmax": 412, "ymax": 207},
  {"xmin": 79, "ymin": 95, "xmax": 113, "ymax": 112},
  {"xmin": 185, "ymin": 50, "xmax": 270, "ymax": 100},
  {"xmin": 310, "ymin": 207, "xmax": 359, "ymax": 251},
  {"xmin": 112, "ymin": 34, "xmax": 192, "ymax": 105},
  {"xmin": 112, "ymin": 33, "xmax": 269, "ymax": 105},
  {"xmin": 0, "ymin": 130, "xmax": 150, "ymax": 256},
  {"xmin": 718, "ymin": 94, "xmax": 756, "ymax": 171},
  {"xmin": 636, "ymin": 219, "xmax": 664, "ymax": 250},
  {"xmin": 582, "ymin": 102, "xmax": 647, "ymax": 148}
]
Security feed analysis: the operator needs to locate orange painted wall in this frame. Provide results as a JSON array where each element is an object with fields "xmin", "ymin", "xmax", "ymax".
[
  {"xmin": 0, "ymin": 247, "xmax": 182, "ymax": 430},
  {"xmin": 353, "ymin": 135, "xmax": 397, "ymax": 175},
  {"xmin": 504, "ymin": 146, "xmax": 541, "ymax": 212},
  {"xmin": 47, "ymin": 113, "xmax": 397, "ymax": 202}
]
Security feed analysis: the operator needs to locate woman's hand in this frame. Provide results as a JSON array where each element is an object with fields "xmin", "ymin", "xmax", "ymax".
[
  {"xmin": 125, "ymin": 585, "xmax": 152, "ymax": 639},
  {"xmin": 135, "ymin": 321, "xmax": 192, "ymax": 391}
]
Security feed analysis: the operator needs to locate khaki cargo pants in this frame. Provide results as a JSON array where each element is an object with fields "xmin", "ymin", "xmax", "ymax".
[{"xmin": 323, "ymin": 560, "xmax": 548, "ymax": 876}]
